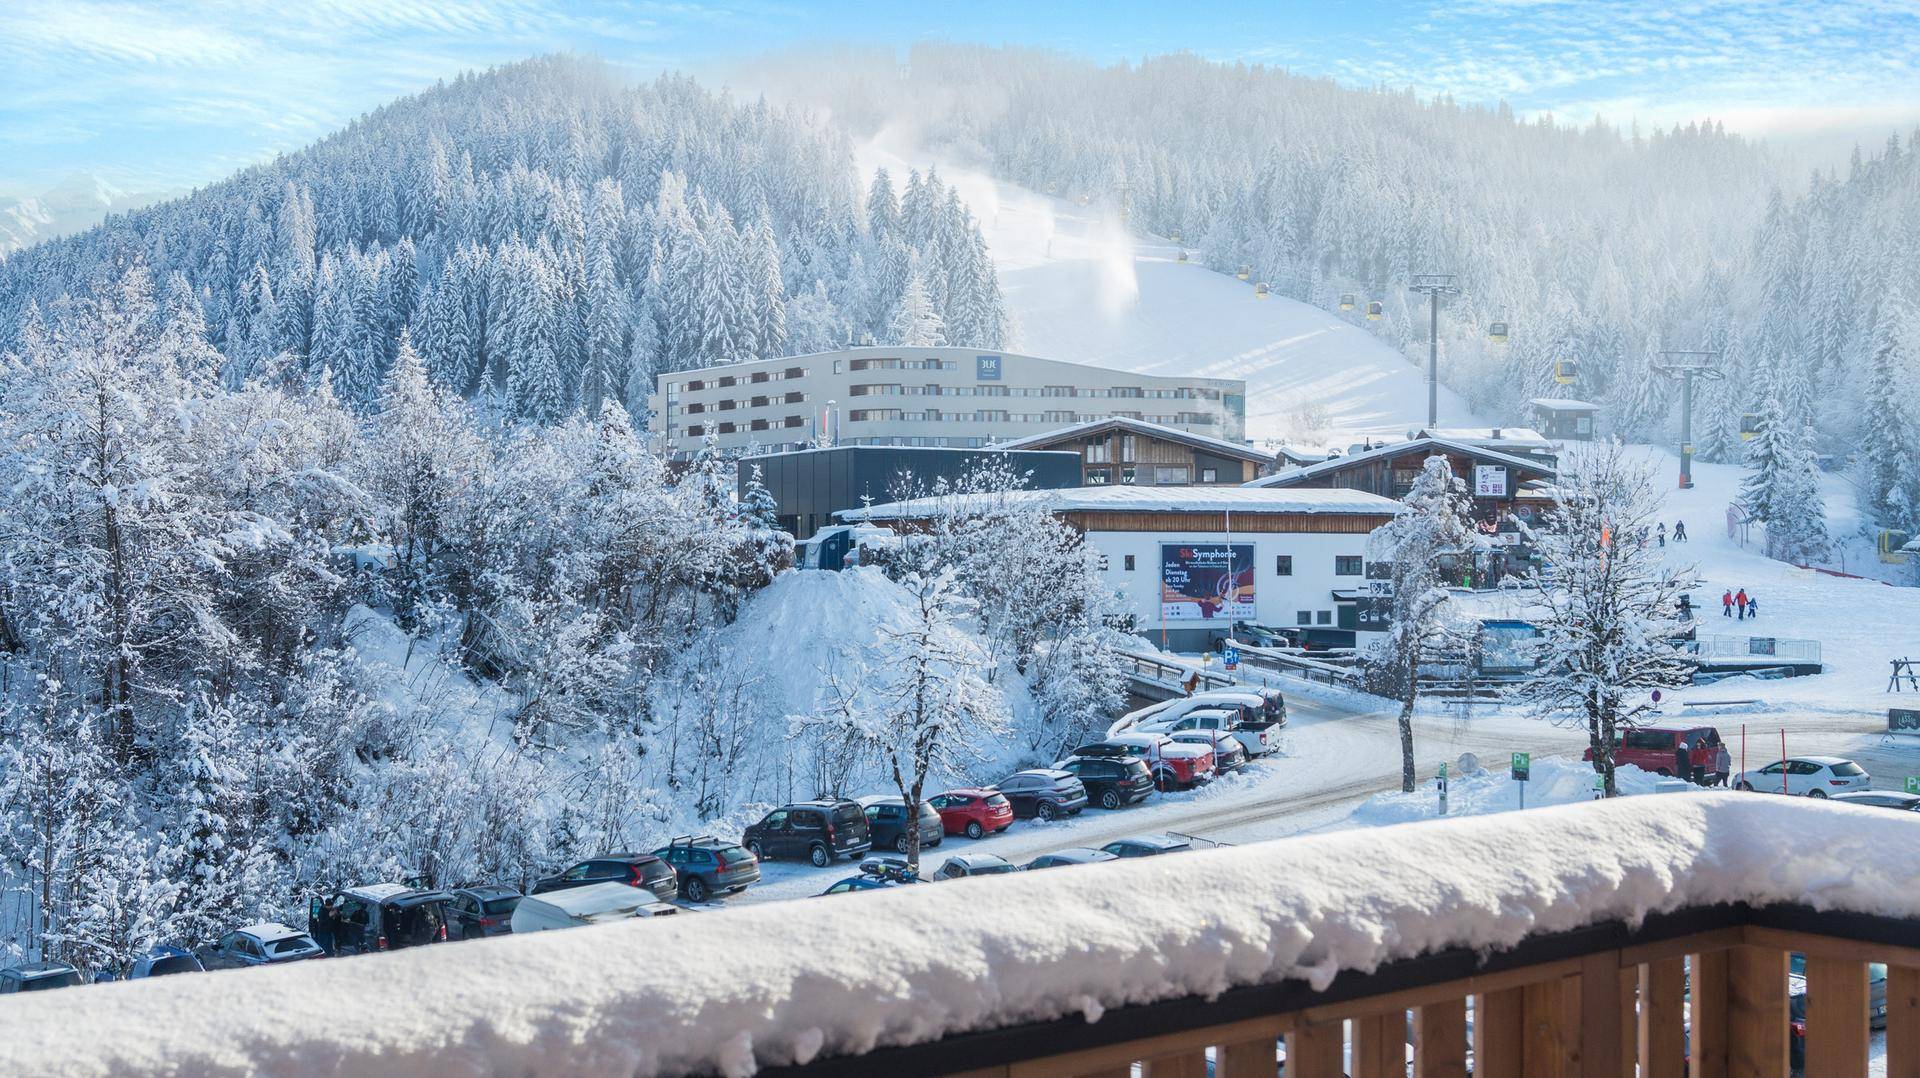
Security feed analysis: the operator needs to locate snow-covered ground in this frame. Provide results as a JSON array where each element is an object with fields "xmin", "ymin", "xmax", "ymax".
[{"xmin": 858, "ymin": 137, "xmax": 1485, "ymax": 446}]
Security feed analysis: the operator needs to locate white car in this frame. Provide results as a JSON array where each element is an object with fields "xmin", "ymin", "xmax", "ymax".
[
  {"xmin": 1732, "ymin": 756, "xmax": 1870, "ymax": 798},
  {"xmin": 1060, "ymin": 731, "xmax": 1215, "ymax": 789},
  {"xmin": 509, "ymin": 882, "xmax": 680, "ymax": 932},
  {"xmin": 1138, "ymin": 707, "xmax": 1277, "ymax": 758}
]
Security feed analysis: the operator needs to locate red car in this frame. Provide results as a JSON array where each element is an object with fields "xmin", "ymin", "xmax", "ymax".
[
  {"xmin": 1585, "ymin": 725, "xmax": 1729, "ymax": 785},
  {"xmin": 928, "ymin": 788, "xmax": 1014, "ymax": 839}
]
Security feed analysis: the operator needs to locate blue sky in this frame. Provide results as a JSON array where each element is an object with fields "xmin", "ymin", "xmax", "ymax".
[{"xmin": 3, "ymin": 0, "xmax": 1917, "ymax": 196}]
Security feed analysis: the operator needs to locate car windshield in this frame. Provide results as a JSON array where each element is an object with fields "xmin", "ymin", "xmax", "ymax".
[
  {"xmin": 146, "ymin": 956, "xmax": 198, "ymax": 976},
  {"xmin": 22, "ymin": 970, "xmax": 82, "ymax": 990},
  {"xmin": 266, "ymin": 937, "xmax": 314, "ymax": 956},
  {"xmin": 1830, "ymin": 761, "xmax": 1865, "ymax": 776},
  {"xmin": 481, "ymin": 896, "xmax": 522, "ymax": 916}
]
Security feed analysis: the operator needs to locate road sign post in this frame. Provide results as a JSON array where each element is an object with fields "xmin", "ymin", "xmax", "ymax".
[
  {"xmin": 1437, "ymin": 761, "xmax": 1449, "ymax": 816},
  {"xmin": 1512, "ymin": 752, "xmax": 1531, "ymax": 811}
]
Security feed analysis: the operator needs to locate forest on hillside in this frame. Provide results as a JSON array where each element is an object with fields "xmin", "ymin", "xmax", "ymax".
[
  {"xmin": 761, "ymin": 44, "xmax": 1920, "ymax": 543},
  {"xmin": 0, "ymin": 56, "xmax": 1008, "ymax": 424}
]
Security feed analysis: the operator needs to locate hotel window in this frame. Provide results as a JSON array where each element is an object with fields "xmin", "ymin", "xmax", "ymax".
[
  {"xmin": 1120, "ymin": 467, "xmax": 1137, "ymax": 484},
  {"xmin": 1336, "ymin": 556, "xmax": 1364, "ymax": 576},
  {"xmin": 784, "ymin": 367, "xmax": 806, "ymax": 379},
  {"xmin": 686, "ymin": 425, "xmax": 705, "ymax": 437},
  {"xmin": 1201, "ymin": 467, "xmax": 1219, "ymax": 483},
  {"xmin": 718, "ymin": 376, "xmax": 736, "ymax": 388},
  {"xmin": 1153, "ymin": 465, "xmax": 1189, "ymax": 484},
  {"xmin": 1296, "ymin": 610, "xmax": 1313, "ymax": 626},
  {"xmin": 686, "ymin": 379, "xmax": 706, "ymax": 391},
  {"xmin": 685, "ymin": 402, "xmax": 706, "ymax": 414},
  {"xmin": 784, "ymin": 391, "xmax": 805, "ymax": 404},
  {"xmin": 749, "ymin": 419, "xmax": 769, "ymax": 432},
  {"xmin": 1317, "ymin": 610, "xmax": 1333, "ymax": 625},
  {"xmin": 750, "ymin": 371, "xmax": 769, "ymax": 383},
  {"xmin": 1086, "ymin": 440, "xmax": 1111, "ymax": 464},
  {"xmin": 1123, "ymin": 554, "xmax": 1136, "ymax": 571},
  {"xmin": 751, "ymin": 396, "xmax": 769, "ymax": 408},
  {"xmin": 717, "ymin": 422, "xmax": 737, "ymax": 434},
  {"xmin": 717, "ymin": 399, "xmax": 737, "ymax": 411},
  {"xmin": 1086, "ymin": 467, "xmax": 1111, "ymax": 485},
  {"xmin": 1121, "ymin": 435, "xmax": 1137, "ymax": 460},
  {"xmin": 783, "ymin": 416, "xmax": 805, "ymax": 428},
  {"xmin": 1275, "ymin": 555, "xmax": 1293, "ymax": 576}
]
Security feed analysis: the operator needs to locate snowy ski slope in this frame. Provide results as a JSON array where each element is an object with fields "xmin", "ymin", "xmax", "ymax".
[{"xmin": 861, "ymin": 139, "xmax": 1487, "ymax": 446}]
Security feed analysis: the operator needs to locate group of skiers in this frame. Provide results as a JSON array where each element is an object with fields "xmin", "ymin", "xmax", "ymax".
[
  {"xmin": 1721, "ymin": 588, "xmax": 1760, "ymax": 619},
  {"xmin": 1655, "ymin": 520, "xmax": 1687, "ymax": 547}
]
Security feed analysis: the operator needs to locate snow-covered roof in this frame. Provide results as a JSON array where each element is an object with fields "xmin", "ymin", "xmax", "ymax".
[
  {"xmin": 840, "ymin": 484, "xmax": 1402, "ymax": 521},
  {"xmin": 1527, "ymin": 398, "xmax": 1601, "ymax": 412},
  {"xmin": 18, "ymin": 796, "xmax": 1920, "ymax": 1077},
  {"xmin": 993, "ymin": 416, "xmax": 1273, "ymax": 463},
  {"xmin": 522, "ymin": 882, "xmax": 660, "ymax": 919},
  {"xmin": 233, "ymin": 922, "xmax": 303, "ymax": 942},
  {"xmin": 1246, "ymin": 437, "xmax": 1557, "ymax": 489},
  {"xmin": 344, "ymin": 882, "xmax": 416, "ymax": 903},
  {"xmin": 1419, "ymin": 427, "xmax": 1556, "ymax": 450}
]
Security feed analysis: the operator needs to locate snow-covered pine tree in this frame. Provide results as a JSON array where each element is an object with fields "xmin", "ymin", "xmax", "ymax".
[
  {"xmin": 1861, "ymin": 283, "xmax": 1919, "ymax": 529},
  {"xmin": 1520, "ymin": 445, "xmax": 1691, "ymax": 797},
  {"xmin": 886, "ymin": 268, "xmax": 946, "ymax": 347},
  {"xmin": 1363, "ymin": 454, "xmax": 1476, "ymax": 792}
]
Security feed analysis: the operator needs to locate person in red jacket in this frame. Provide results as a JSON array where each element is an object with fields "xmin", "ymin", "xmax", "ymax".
[
  {"xmin": 1722, "ymin": 589, "xmax": 1734, "ymax": 617},
  {"xmin": 1735, "ymin": 588, "xmax": 1749, "ymax": 619}
]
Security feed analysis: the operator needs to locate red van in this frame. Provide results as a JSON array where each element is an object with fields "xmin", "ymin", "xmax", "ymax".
[{"xmin": 1586, "ymin": 725, "xmax": 1728, "ymax": 785}]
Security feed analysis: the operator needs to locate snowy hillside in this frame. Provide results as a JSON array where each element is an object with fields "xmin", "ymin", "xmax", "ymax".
[
  {"xmin": 0, "ymin": 173, "xmax": 165, "ymax": 254},
  {"xmin": 859, "ymin": 139, "xmax": 1486, "ymax": 446}
]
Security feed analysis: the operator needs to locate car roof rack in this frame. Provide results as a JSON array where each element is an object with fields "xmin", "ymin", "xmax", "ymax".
[{"xmin": 666, "ymin": 834, "xmax": 725, "ymax": 848}]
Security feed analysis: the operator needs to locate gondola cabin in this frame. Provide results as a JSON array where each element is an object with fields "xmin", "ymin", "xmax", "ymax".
[
  {"xmin": 1236, "ymin": 264, "xmax": 1251, "ymax": 281},
  {"xmin": 1365, "ymin": 301, "xmax": 1383, "ymax": 321},
  {"xmin": 1253, "ymin": 282, "xmax": 1271, "ymax": 299},
  {"xmin": 1488, "ymin": 321, "xmax": 1509, "ymax": 343},
  {"xmin": 1169, "ymin": 231, "xmax": 1182, "ymax": 243},
  {"xmin": 1740, "ymin": 412, "xmax": 1762, "ymax": 441},
  {"xmin": 1879, "ymin": 529, "xmax": 1913, "ymax": 565},
  {"xmin": 1552, "ymin": 359, "xmax": 1578, "ymax": 385},
  {"xmin": 1339, "ymin": 293, "xmax": 1356, "ymax": 311}
]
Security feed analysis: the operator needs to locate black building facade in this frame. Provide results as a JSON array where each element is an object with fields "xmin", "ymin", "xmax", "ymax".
[{"xmin": 739, "ymin": 445, "xmax": 1082, "ymax": 539}]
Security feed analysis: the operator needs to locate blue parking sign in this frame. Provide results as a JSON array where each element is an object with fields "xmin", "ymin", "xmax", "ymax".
[{"xmin": 1222, "ymin": 646, "xmax": 1239, "ymax": 670}]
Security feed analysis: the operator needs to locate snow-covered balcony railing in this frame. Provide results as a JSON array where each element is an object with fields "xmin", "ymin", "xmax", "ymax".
[{"xmin": 5, "ymin": 796, "xmax": 1918, "ymax": 1078}]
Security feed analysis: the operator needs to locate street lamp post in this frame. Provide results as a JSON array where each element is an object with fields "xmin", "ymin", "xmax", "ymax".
[
  {"xmin": 1651, "ymin": 350, "xmax": 1724, "ymax": 490},
  {"xmin": 1408, "ymin": 274, "xmax": 1461, "ymax": 429}
]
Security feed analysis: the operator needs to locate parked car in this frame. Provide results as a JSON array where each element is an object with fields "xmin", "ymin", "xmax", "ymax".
[
  {"xmin": 857, "ymin": 796, "xmax": 946, "ymax": 854},
  {"xmin": 127, "ymin": 946, "xmax": 204, "ymax": 978},
  {"xmin": 992, "ymin": 769, "xmax": 1089, "ymax": 820},
  {"xmin": 1064, "ymin": 732, "xmax": 1213, "ymax": 790},
  {"xmin": 1056, "ymin": 755, "xmax": 1154, "ymax": 809},
  {"xmin": 510, "ymin": 882, "xmax": 679, "ymax": 932},
  {"xmin": 1099, "ymin": 834, "xmax": 1195, "ymax": 859},
  {"xmin": 1024, "ymin": 848, "xmax": 1120, "ymax": 871},
  {"xmin": 1733, "ymin": 756, "xmax": 1871, "ymax": 797},
  {"xmin": 532, "ymin": 854, "xmax": 680, "ymax": 902},
  {"xmin": 200, "ymin": 923, "xmax": 325, "ymax": 969},
  {"xmin": 928, "ymin": 787, "xmax": 1014, "ymax": 839},
  {"xmin": 932, "ymin": 853, "xmax": 1017, "ymax": 880},
  {"xmin": 1789, "ymin": 952, "xmax": 1888, "ymax": 1031},
  {"xmin": 446, "ymin": 884, "xmax": 524, "ymax": 940},
  {"xmin": 1594, "ymin": 725, "xmax": 1729, "ymax": 784},
  {"xmin": 819, "ymin": 857, "xmax": 919, "ymax": 896},
  {"xmin": 1142, "ymin": 687, "xmax": 1286, "ymax": 727},
  {"xmin": 1169, "ymin": 729, "xmax": 1248, "ymax": 773},
  {"xmin": 651, "ymin": 835, "xmax": 762, "ymax": 902},
  {"xmin": 1833, "ymin": 790, "xmax": 1920, "ymax": 811},
  {"xmin": 742, "ymin": 799, "xmax": 873, "ymax": 867},
  {"xmin": 310, "ymin": 883, "xmax": 454, "ymax": 955},
  {"xmin": 1142, "ymin": 706, "xmax": 1280, "ymax": 759},
  {"xmin": 0, "ymin": 962, "xmax": 86, "ymax": 993}
]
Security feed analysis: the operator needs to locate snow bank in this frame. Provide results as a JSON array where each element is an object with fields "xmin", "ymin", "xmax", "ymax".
[
  {"xmin": 1342, "ymin": 757, "xmax": 1666, "ymax": 828},
  {"xmin": 9, "ymin": 794, "xmax": 1919, "ymax": 1076}
]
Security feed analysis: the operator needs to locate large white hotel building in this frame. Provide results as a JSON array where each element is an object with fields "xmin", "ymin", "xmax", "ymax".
[{"xmin": 648, "ymin": 346, "xmax": 1248, "ymax": 455}]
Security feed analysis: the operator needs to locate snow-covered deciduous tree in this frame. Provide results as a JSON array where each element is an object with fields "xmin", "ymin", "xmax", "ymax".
[
  {"xmin": 1364, "ymin": 455, "xmax": 1475, "ymax": 792},
  {"xmin": 1520, "ymin": 446, "xmax": 1692, "ymax": 797}
]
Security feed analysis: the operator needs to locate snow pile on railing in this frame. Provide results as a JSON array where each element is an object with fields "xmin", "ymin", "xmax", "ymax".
[{"xmin": 5, "ymin": 794, "xmax": 1915, "ymax": 1077}]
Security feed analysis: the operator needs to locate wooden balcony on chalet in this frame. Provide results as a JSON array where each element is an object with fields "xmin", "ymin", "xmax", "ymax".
[{"xmin": 4, "ymin": 794, "xmax": 1916, "ymax": 1078}]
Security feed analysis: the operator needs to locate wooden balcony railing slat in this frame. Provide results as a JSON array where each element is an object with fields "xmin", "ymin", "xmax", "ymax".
[
  {"xmin": 1639, "ymin": 956, "xmax": 1687, "ymax": 1078},
  {"xmin": 1803, "ymin": 955, "xmax": 1870, "ymax": 1076},
  {"xmin": 1474, "ymin": 986, "xmax": 1526, "ymax": 1078},
  {"xmin": 1575, "ymin": 952, "xmax": 1629, "ymax": 1078},
  {"xmin": 1889, "ymin": 965, "xmax": 1920, "ymax": 1078},
  {"xmin": 1015, "ymin": 1015, "xmax": 1289, "ymax": 1078},
  {"xmin": 1413, "ymin": 997, "xmax": 1468, "ymax": 1078},
  {"xmin": 1284, "ymin": 1017, "xmax": 1345, "ymax": 1078},
  {"xmin": 1726, "ymin": 944, "xmax": 1790, "ymax": 1078},
  {"xmin": 1523, "ymin": 975, "xmax": 1578, "ymax": 1078},
  {"xmin": 1139, "ymin": 1048, "xmax": 1206, "ymax": 1078},
  {"xmin": 1348, "ymin": 1011, "xmax": 1404, "ymax": 1078},
  {"xmin": 1690, "ymin": 949, "xmax": 1731, "ymax": 1078},
  {"xmin": 1215, "ymin": 1036, "xmax": 1279, "ymax": 1078}
]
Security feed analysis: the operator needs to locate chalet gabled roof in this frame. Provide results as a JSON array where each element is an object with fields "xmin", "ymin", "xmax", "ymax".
[
  {"xmin": 1245, "ymin": 436, "xmax": 1558, "ymax": 489},
  {"xmin": 994, "ymin": 416, "xmax": 1272, "ymax": 464}
]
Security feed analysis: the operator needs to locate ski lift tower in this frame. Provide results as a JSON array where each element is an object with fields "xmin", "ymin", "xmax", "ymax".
[
  {"xmin": 1652, "ymin": 349, "xmax": 1723, "ymax": 490},
  {"xmin": 1408, "ymin": 274, "xmax": 1461, "ymax": 428}
]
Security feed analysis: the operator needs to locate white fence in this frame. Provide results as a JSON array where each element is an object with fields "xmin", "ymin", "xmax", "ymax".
[{"xmin": 1692, "ymin": 635, "xmax": 1820, "ymax": 664}]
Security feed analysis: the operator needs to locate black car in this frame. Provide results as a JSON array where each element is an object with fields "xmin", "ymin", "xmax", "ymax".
[
  {"xmin": 1057, "ymin": 757, "xmax": 1154, "ymax": 810},
  {"xmin": 446, "ymin": 885, "xmax": 524, "ymax": 940},
  {"xmin": 742, "ymin": 799, "xmax": 873, "ymax": 867},
  {"xmin": 651, "ymin": 835, "xmax": 762, "ymax": 902},
  {"xmin": 532, "ymin": 855, "xmax": 680, "ymax": 903},
  {"xmin": 311, "ymin": 884, "xmax": 455, "ymax": 954},
  {"xmin": 1099, "ymin": 834, "xmax": 1194, "ymax": 858},
  {"xmin": 0, "ymin": 962, "xmax": 85, "ymax": 993},
  {"xmin": 993, "ymin": 769, "xmax": 1089, "ymax": 820},
  {"xmin": 858, "ymin": 796, "xmax": 945, "ymax": 854}
]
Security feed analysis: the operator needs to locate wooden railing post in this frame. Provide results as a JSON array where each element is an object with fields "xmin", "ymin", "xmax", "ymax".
[
  {"xmin": 1523, "ymin": 975, "xmax": 1579, "ymax": 1078},
  {"xmin": 1284, "ymin": 1018, "xmax": 1346, "ymax": 1078},
  {"xmin": 1727, "ymin": 944, "xmax": 1789, "ymax": 1078},
  {"xmin": 1889, "ymin": 965, "xmax": 1920, "ymax": 1078},
  {"xmin": 1215, "ymin": 1036, "xmax": 1279, "ymax": 1078},
  {"xmin": 1576, "ymin": 952, "xmax": 1629, "ymax": 1078},
  {"xmin": 1638, "ymin": 956, "xmax": 1687, "ymax": 1078},
  {"xmin": 1413, "ymin": 997, "xmax": 1469, "ymax": 1078},
  {"xmin": 1139, "ymin": 1050, "xmax": 1206, "ymax": 1078},
  {"xmin": 1802, "ymin": 955, "xmax": 1869, "ymax": 1076},
  {"xmin": 1474, "ymin": 986, "xmax": 1526, "ymax": 1078},
  {"xmin": 1690, "ymin": 950, "xmax": 1731, "ymax": 1078}
]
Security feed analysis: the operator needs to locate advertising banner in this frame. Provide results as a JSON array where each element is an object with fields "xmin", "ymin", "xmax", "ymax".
[{"xmin": 1160, "ymin": 544, "xmax": 1254, "ymax": 621}]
